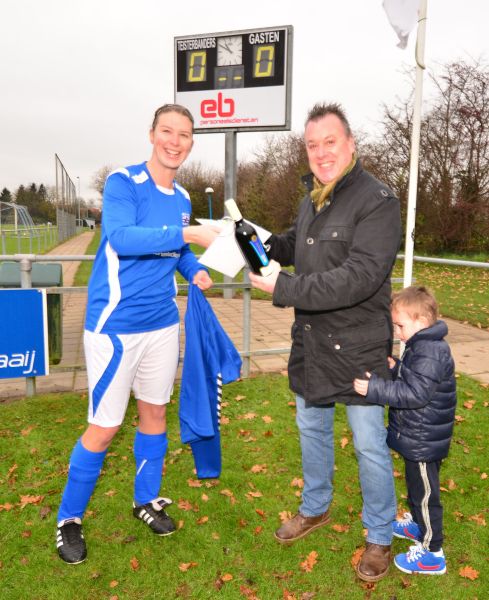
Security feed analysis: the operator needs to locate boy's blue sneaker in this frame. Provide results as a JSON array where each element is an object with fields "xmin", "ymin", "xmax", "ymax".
[
  {"xmin": 392, "ymin": 512, "xmax": 421, "ymax": 541},
  {"xmin": 394, "ymin": 544, "xmax": 446, "ymax": 575}
]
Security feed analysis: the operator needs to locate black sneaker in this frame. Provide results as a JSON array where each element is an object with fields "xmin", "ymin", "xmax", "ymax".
[
  {"xmin": 133, "ymin": 497, "xmax": 176, "ymax": 536},
  {"xmin": 56, "ymin": 518, "xmax": 87, "ymax": 564}
]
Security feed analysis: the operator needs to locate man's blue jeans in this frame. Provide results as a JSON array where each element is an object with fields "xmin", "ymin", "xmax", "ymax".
[{"xmin": 296, "ymin": 396, "xmax": 396, "ymax": 545}]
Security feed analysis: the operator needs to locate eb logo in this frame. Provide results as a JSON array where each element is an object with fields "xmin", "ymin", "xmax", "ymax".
[{"xmin": 201, "ymin": 93, "xmax": 235, "ymax": 118}]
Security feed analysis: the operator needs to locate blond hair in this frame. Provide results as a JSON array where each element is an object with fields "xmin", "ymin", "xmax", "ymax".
[{"xmin": 391, "ymin": 286, "xmax": 438, "ymax": 326}]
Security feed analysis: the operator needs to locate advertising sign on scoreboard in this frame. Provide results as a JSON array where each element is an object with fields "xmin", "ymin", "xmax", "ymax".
[{"xmin": 175, "ymin": 26, "xmax": 293, "ymax": 132}]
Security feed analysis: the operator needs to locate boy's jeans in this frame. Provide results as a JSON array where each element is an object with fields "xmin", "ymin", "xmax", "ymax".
[{"xmin": 295, "ymin": 396, "xmax": 396, "ymax": 545}]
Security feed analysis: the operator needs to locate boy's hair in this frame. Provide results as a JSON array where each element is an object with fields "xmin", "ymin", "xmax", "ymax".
[
  {"xmin": 391, "ymin": 286, "xmax": 438, "ymax": 326},
  {"xmin": 151, "ymin": 103, "xmax": 194, "ymax": 131}
]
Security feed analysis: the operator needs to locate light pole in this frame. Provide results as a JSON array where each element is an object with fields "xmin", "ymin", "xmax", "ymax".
[
  {"xmin": 205, "ymin": 187, "xmax": 214, "ymax": 220},
  {"xmin": 76, "ymin": 176, "xmax": 81, "ymax": 227}
]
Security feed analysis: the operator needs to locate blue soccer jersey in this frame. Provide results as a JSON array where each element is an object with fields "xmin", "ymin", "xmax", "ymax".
[{"xmin": 85, "ymin": 162, "xmax": 203, "ymax": 334}]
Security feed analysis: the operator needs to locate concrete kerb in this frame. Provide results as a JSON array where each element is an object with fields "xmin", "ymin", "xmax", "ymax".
[{"xmin": 1, "ymin": 232, "xmax": 488, "ymax": 400}]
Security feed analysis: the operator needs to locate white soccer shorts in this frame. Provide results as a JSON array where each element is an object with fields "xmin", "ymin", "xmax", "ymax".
[{"xmin": 84, "ymin": 323, "xmax": 179, "ymax": 427}]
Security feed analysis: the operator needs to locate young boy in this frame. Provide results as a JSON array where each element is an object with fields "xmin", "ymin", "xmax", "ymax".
[{"xmin": 353, "ymin": 286, "xmax": 457, "ymax": 575}]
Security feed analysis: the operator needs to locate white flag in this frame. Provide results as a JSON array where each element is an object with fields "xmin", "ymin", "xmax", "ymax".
[{"xmin": 383, "ymin": 0, "xmax": 421, "ymax": 49}]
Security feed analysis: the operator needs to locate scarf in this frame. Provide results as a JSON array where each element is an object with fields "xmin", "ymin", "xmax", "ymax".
[{"xmin": 310, "ymin": 153, "xmax": 357, "ymax": 212}]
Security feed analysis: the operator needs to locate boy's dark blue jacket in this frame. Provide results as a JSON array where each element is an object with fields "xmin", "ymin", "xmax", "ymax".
[
  {"xmin": 365, "ymin": 320, "xmax": 457, "ymax": 462},
  {"xmin": 179, "ymin": 284, "xmax": 242, "ymax": 478}
]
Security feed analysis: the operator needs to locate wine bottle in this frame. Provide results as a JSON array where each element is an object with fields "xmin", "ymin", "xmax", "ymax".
[{"xmin": 225, "ymin": 199, "xmax": 273, "ymax": 276}]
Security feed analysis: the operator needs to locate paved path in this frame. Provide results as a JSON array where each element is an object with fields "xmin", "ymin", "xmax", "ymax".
[{"xmin": 1, "ymin": 232, "xmax": 488, "ymax": 400}]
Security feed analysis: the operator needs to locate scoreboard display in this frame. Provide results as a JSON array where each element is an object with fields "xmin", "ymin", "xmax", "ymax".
[{"xmin": 174, "ymin": 26, "xmax": 293, "ymax": 132}]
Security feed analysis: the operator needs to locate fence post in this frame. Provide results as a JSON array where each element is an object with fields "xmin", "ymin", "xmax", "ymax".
[{"xmin": 18, "ymin": 255, "xmax": 36, "ymax": 397}]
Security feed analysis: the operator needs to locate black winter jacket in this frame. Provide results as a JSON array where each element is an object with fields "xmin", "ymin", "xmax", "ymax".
[
  {"xmin": 270, "ymin": 160, "xmax": 401, "ymax": 406},
  {"xmin": 365, "ymin": 320, "xmax": 457, "ymax": 462}
]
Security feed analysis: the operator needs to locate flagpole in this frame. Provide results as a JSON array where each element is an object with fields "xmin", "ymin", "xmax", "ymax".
[{"xmin": 403, "ymin": 0, "xmax": 427, "ymax": 288}]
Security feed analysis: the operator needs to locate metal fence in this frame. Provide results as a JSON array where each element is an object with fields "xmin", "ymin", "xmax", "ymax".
[
  {"xmin": 0, "ymin": 225, "xmax": 58, "ymax": 255},
  {"xmin": 1, "ymin": 252, "xmax": 488, "ymax": 397}
]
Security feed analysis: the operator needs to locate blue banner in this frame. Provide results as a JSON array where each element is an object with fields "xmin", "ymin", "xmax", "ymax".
[{"xmin": 0, "ymin": 289, "xmax": 49, "ymax": 378}]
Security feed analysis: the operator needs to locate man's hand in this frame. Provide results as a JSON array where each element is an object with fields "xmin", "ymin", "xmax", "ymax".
[
  {"xmin": 183, "ymin": 225, "xmax": 220, "ymax": 248},
  {"xmin": 353, "ymin": 371, "xmax": 371, "ymax": 396},
  {"xmin": 387, "ymin": 356, "xmax": 396, "ymax": 369},
  {"xmin": 192, "ymin": 269, "xmax": 213, "ymax": 290},
  {"xmin": 248, "ymin": 260, "xmax": 281, "ymax": 294}
]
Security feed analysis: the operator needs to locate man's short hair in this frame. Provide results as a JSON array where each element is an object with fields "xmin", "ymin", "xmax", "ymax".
[
  {"xmin": 305, "ymin": 102, "xmax": 352, "ymax": 138},
  {"xmin": 151, "ymin": 104, "xmax": 194, "ymax": 131},
  {"xmin": 391, "ymin": 286, "xmax": 439, "ymax": 326}
]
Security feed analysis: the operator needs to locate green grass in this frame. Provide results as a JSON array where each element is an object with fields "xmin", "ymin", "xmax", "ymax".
[
  {"xmin": 0, "ymin": 373, "xmax": 487, "ymax": 599},
  {"xmin": 392, "ymin": 260, "xmax": 489, "ymax": 329},
  {"xmin": 73, "ymin": 230, "xmax": 100, "ymax": 286}
]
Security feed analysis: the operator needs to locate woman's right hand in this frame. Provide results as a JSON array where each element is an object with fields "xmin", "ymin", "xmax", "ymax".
[{"xmin": 183, "ymin": 225, "xmax": 220, "ymax": 248}]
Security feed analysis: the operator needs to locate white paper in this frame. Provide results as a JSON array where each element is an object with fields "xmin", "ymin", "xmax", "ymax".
[{"xmin": 196, "ymin": 217, "xmax": 272, "ymax": 278}]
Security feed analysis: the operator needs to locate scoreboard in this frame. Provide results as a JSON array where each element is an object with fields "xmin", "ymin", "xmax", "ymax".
[{"xmin": 174, "ymin": 26, "xmax": 293, "ymax": 132}]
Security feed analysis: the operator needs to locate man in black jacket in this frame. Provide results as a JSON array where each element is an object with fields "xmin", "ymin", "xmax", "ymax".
[{"xmin": 250, "ymin": 102, "xmax": 401, "ymax": 582}]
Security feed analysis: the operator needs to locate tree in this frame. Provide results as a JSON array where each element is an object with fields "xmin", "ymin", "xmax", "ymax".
[
  {"xmin": 362, "ymin": 59, "xmax": 489, "ymax": 253},
  {"xmin": 238, "ymin": 132, "xmax": 308, "ymax": 232},
  {"xmin": 91, "ymin": 165, "xmax": 113, "ymax": 198},
  {"xmin": 0, "ymin": 188, "xmax": 12, "ymax": 203}
]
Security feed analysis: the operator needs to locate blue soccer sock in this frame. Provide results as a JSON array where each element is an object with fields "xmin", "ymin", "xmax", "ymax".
[
  {"xmin": 133, "ymin": 430, "xmax": 168, "ymax": 505},
  {"xmin": 57, "ymin": 438, "xmax": 107, "ymax": 523}
]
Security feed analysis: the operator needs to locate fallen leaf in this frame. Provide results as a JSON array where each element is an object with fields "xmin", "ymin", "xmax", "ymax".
[
  {"xmin": 340, "ymin": 437, "xmax": 349, "ymax": 449},
  {"xmin": 262, "ymin": 415, "xmax": 273, "ymax": 423},
  {"xmin": 254, "ymin": 526, "xmax": 263, "ymax": 535},
  {"xmin": 21, "ymin": 426, "xmax": 35, "ymax": 437},
  {"xmin": 187, "ymin": 479, "xmax": 202, "ymax": 488},
  {"xmin": 7, "ymin": 464, "xmax": 17, "ymax": 478},
  {"xmin": 279, "ymin": 511, "xmax": 293, "ymax": 523},
  {"xmin": 459, "ymin": 565, "xmax": 479, "ymax": 580},
  {"xmin": 0, "ymin": 503, "xmax": 14, "ymax": 512},
  {"xmin": 331, "ymin": 523, "xmax": 350, "ymax": 533},
  {"xmin": 468, "ymin": 513, "xmax": 486, "ymax": 526},
  {"xmin": 221, "ymin": 573, "xmax": 233, "ymax": 582},
  {"xmin": 245, "ymin": 490, "xmax": 262, "ymax": 500},
  {"xmin": 221, "ymin": 416, "xmax": 230, "ymax": 425},
  {"xmin": 255, "ymin": 509, "xmax": 266, "ymax": 519},
  {"xmin": 463, "ymin": 400, "xmax": 475, "ymax": 409},
  {"xmin": 235, "ymin": 395, "xmax": 246, "ymax": 401},
  {"xmin": 201, "ymin": 493, "xmax": 209, "ymax": 501},
  {"xmin": 481, "ymin": 472, "xmax": 487, "ymax": 480},
  {"xmin": 243, "ymin": 412, "xmax": 257, "ymax": 420},
  {"xmin": 239, "ymin": 584, "xmax": 259, "ymax": 599},
  {"xmin": 179, "ymin": 562, "xmax": 198, "ymax": 572},
  {"xmin": 19, "ymin": 495, "xmax": 44, "ymax": 509},
  {"xmin": 130, "ymin": 557, "xmax": 140, "ymax": 571},
  {"xmin": 350, "ymin": 547, "xmax": 364, "ymax": 568},
  {"xmin": 283, "ymin": 591, "xmax": 297, "ymax": 600},
  {"xmin": 290, "ymin": 477, "xmax": 304, "ymax": 488},
  {"xmin": 39, "ymin": 506, "xmax": 51, "ymax": 519},
  {"xmin": 250, "ymin": 464, "xmax": 267, "ymax": 473},
  {"xmin": 196, "ymin": 516, "xmax": 208, "ymax": 525},
  {"xmin": 300, "ymin": 550, "xmax": 318, "ymax": 573},
  {"xmin": 109, "ymin": 581, "xmax": 118, "ymax": 588},
  {"xmin": 104, "ymin": 490, "xmax": 116, "ymax": 497},
  {"xmin": 178, "ymin": 499, "xmax": 197, "ymax": 512}
]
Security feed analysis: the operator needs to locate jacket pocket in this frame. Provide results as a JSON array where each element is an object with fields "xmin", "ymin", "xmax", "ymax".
[{"xmin": 318, "ymin": 225, "xmax": 353, "ymax": 243}]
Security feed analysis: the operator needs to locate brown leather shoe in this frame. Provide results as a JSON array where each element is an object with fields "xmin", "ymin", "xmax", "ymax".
[
  {"xmin": 356, "ymin": 542, "xmax": 391, "ymax": 582},
  {"xmin": 274, "ymin": 510, "xmax": 330, "ymax": 544}
]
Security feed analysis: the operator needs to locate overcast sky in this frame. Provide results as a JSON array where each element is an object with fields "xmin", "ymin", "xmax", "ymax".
[{"xmin": 1, "ymin": 1, "xmax": 487, "ymax": 203}]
